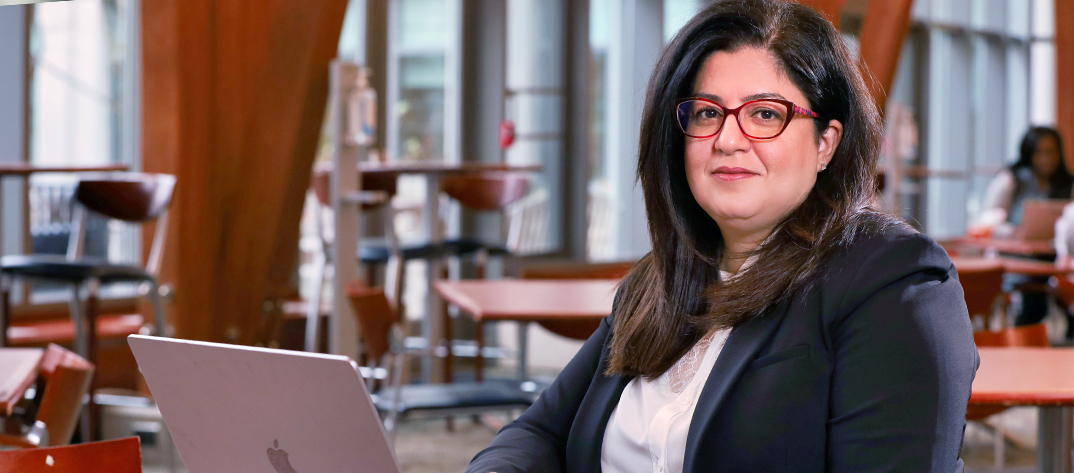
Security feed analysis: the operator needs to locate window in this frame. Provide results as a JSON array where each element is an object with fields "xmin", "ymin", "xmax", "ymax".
[
  {"xmin": 885, "ymin": 0, "xmax": 1054, "ymax": 238},
  {"xmin": 21, "ymin": 0, "xmax": 140, "ymax": 302}
]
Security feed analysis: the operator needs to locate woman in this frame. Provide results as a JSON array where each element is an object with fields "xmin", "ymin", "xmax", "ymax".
[
  {"xmin": 975, "ymin": 127, "xmax": 1072, "ymax": 237},
  {"xmin": 976, "ymin": 127, "xmax": 1072, "ymax": 328},
  {"xmin": 468, "ymin": 2, "xmax": 977, "ymax": 472}
]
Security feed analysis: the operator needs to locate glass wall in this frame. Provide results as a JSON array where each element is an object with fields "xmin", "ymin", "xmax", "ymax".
[
  {"xmin": 885, "ymin": 0, "xmax": 1056, "ymax": 238},
  {"xmin": 25, "ymin": 0, "xmax": 140, "ymax": 301}
]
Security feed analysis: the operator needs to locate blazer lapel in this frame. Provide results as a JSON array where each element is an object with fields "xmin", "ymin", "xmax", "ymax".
[
  {"xmin": 567, "ymin": 351, "xmax": 631, "ymax": 473},
  {"xmin": 682, "ymin": 301, "xmax": 791, "ymax": 472}
]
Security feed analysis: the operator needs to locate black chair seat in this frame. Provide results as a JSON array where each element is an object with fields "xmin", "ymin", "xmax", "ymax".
[
  {"xmin": 0, "ymin": 254, "xmax": 153, "ymax": 284},
  {"xmin": 439, "ymin": 238, "xmax": 512, "ymax": 256},
  {"xmin": 357, "ymin": 241, "xmax": 452, "ymax": 264},
  {"xmin": 372, "ymin": 380, "xmax": 535, "ymax": 415}
]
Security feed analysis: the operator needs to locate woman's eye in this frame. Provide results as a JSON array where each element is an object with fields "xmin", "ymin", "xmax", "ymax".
[
  {"xmin": 695, "ymin": 107, "xmax": 723, "ymax": 120},
  {"xmin": 752, "ymin": 108, "xmax": 782, "ymax": 121}
]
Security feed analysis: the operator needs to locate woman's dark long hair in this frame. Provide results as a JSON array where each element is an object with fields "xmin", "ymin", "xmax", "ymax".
[
  {"xmin": 1010, "ymin": 126, "xmax": 1072, "ymax": 199},
  {"xmin": 606, "ymin": 0, "xmax": 901, "ymax": 378}
]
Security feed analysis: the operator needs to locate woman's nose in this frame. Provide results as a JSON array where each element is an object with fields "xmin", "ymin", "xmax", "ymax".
[{"xmin": 712, "ymin": 115, "xmax": 750, "ymax": 155}]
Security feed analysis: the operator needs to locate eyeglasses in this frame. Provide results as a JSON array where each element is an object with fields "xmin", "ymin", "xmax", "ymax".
[{"xmin": 674, "ymin": 97, "xmax": 820, "ymax": 140}]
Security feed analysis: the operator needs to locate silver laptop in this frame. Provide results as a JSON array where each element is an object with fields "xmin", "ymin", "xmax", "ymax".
[
  {"xmin": 1014, "ymin": 198, "xmax": 1070, "ymax": 241},
  {"xmin": 128, "ymin": 335, "xmax": 401, "ymax": 473}
]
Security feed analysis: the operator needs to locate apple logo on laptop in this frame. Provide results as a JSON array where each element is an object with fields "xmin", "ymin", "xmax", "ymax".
[{"xmin": 267, "ymin": 439, "xmax": 298, "ymax": 473}]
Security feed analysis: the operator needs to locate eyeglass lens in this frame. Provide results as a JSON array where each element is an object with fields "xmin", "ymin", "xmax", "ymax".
[{"xmin": 676, "ymin": 100, "xmax": 791, "ymax": 139}]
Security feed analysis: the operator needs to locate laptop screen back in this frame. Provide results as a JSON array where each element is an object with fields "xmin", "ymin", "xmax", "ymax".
[{"xmin": 128, "ymin": 335, "xmax": 400, "ymax": 473}]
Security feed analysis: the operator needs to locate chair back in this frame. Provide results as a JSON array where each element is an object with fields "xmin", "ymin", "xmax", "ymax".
[
  {"xmin": 311, "ymin": 165, "xmax": 397, "ymax": 208},
  {"xmin": 519, "ymin": 260, "xmax": 635, "ymax": 280},
  {"xmin": 67, "ymin": 173, "xmax": 176, "ymax": 277},
  {"xmin": 0, "ymin": 437, "xmax": 141, "ymax": 473},
  {"xmin": 953, "ymin": 259, "xmax": 1006, "ymax": 330},
  {"xmin": 972, "ymin": 323, "xmax": 1050, "ymax": 348},
  {"xmin": 517, "ymin": 260, "xmax": 635, "ymax": 340},
  {"xmin": 345, "ymin": 282, "xmax": 396, "ymax": 362},
  {"xmin": 36, "ymin": 344, "xmax": 95, "ymax": 447},
  {"xmin": 441, "ymin": 172, "xmax": 528, "ymax": 211},
  {"xmin": 74, "ymin": 173, "xmax": 175, "ymax": 223}
]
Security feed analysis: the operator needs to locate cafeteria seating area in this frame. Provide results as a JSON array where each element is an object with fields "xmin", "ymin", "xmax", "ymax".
[{"xmin": 3, "ymin": 0, "xmax": 1074, "ymax": 472}]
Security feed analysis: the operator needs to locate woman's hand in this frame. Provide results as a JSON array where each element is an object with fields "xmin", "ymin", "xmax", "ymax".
[
  {"xmin": 967, "ymin": 224, "xmax": 993, "ymax": 239},
  {"xmin": 1057, "ymin": 254, "xmax": 1074, "ymax": 271}
]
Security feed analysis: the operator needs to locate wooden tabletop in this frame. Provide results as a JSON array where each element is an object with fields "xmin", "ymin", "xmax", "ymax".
[
  {"xmin": 958, "ymin": 237, "xmax": 1056, "ymax": 257},
  {"xmin": 434, "ymin": 279, "xmax": 619, "ymax": 322},
  {"xmin": 0, "ymin": 164, "xmax": 129, "ymax": 176},
  {"xmin": 0, "ymin": 348, "xmax": 45, "ymax": 416},
  {"xmin": 357, "ymin": 161, "xmax": 542, "ymax": 176},
  {"xmin": 951, "ymin": 256, "xmax": 1069, "ymax": 277},
  {"xmin": 970, "ymin": 347, "xmax": 1074, "ymax": 406}
]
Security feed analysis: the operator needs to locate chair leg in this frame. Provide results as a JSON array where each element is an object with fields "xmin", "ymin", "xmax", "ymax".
[
  {"xmin": 475, "ymin": 321, "xmax": 485, "ymax": 383},
  {"xmin": 147, "ymin": 280, "xmax": 168, "ymax": 337},
  {"xmin": 83, "ymin": 279, "xmax": 100, "ymax": 442},
  {"xmin": 305, "ymin": 254, "xmax": 326, "ymax": 352},
  {"xmin": 69, "ymin": 284, "xmax": 86, "ymax": 359},
  {"xmin": 0, "ymin": 276, "xmax": 10, "ymax": 347},
  {"xmin": 993, "ymin": 415, "xmax": 1005, "ymax": 468},
  {"xmin": 386, "ymin": 353, "xmax": 405, "ymax": 446}
]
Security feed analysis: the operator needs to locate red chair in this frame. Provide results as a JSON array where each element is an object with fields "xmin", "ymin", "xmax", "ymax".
[
  {"xmin": 953, "ymin": 258, "xmax": 1007, "ymax": 331},
  {"xmin": 0, "ymin": 437, "xmax": 141, "ymax": 473},
  {"xmin": 439, "ymin": 172, "xmax": 530, "ymax": 275},
  {"xmin": 0, "ymin": 344, "xmax": 94, "ymax": 448}
]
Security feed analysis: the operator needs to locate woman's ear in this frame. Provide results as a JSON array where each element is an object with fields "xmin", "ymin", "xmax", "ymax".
[{"xmin": 817, "ymin": 119, "xmax": 843, "ymax": 171}]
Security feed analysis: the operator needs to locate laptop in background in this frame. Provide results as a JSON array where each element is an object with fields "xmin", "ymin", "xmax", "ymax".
[
  {"xmin": 1014, "ymin": 199, "xmax": 1070, "ymax": 241},
  {"xmin": 128, "ymin": 335, "xmax": 401, "ymax": 473}
]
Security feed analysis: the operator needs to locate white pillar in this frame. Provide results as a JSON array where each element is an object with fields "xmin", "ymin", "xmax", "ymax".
[
  {"xmin": 606, "ymin": 0, "xmax": 663, "ymax": 259},
  {"xmin": 0, "ymin": 6, "xmax": 28, "ymax": 259}
]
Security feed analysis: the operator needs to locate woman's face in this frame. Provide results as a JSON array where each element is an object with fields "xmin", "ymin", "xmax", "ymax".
[
  {"xmin": 684, "ymin": 47, "xmax": 842, "ymax": 244},
  {"xmin": 1032, "ymin": 135, "xmax": 1060, "ymax": 179}
]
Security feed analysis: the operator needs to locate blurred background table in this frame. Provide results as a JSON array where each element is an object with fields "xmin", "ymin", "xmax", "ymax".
[
  {"xmin": 971, "ymin": 347, "xmax": 1074, "ymax": 473},
  {"xmin": 434, "ymin": 278, "xmax": 617, "ymax": 382},
  {"xmin": 0, "ymin": 347, "xmax": 44, "ymax": 416}
]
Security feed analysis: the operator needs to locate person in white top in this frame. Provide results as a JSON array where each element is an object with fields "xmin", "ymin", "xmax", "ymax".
[
  {"xmin": 468, "ymin": 1, "xmax": 977, "ymax": 472},
  {"xmin": 972, "ymin": 127, "xmax": 1072, "ymax": 329},
  {"xmin": 972, "ymin": 127, "xmax": 1072, "ymax": 238}
]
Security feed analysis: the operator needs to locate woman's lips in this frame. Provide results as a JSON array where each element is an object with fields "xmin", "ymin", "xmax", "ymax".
[{"xmin": 713, "ymin": 167, "xmax": 757, "ymax": 181}]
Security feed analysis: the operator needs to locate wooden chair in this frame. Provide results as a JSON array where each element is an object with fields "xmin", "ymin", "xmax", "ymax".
[
  {"xmin": 968, "ymin": 323, "xmax": 1050, "ymax": 468},
  {"xmin": 0, "ymin": 344, "xmax": 94, "ymax": 448},
  {"xmin": 0, "ymin": 173, "xmax": 174, "ymax": 440},
  {"xmin": 954, "ymin": 259, "xmax": 1007, "ymax": 331},
  {"xmin": 306, "ymin": 165, "xmax": 447, "ymax": 351},
  {"xmin": 0, "ymin": 436, "xmax": 141, "ymax": 473},
  {"xmin": 439, "ymin": 172, "xmax": 530, "ymax": 275},
  {"xmin": 345, "ymin": 281, "xmax": 533, "ymax": 443},
  {"xmin": 517, "ymin": 260, "xmax": 635, "ymax": 340}
]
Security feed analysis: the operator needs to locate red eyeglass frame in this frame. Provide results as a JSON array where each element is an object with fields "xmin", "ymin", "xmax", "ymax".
[{"xmin": 674, "ymin": 97, "xmax": 820, "ymax": 140}]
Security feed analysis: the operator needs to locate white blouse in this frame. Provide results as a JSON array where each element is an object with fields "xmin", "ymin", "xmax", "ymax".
[{"xmin": 600, "ymin": 325, "xmax": 733, "ymax": 473}]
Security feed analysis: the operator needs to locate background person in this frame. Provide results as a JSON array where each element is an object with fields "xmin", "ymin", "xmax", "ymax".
[{"xmin": 973, "ymin": 127, "xmax": 1072, "ymax": 329}]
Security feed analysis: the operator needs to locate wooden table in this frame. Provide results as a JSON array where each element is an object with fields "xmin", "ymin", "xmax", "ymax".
[
  {"xmin": 0, "ymin": 348, "xmax": 44, "ymax": 416},
  {"xmin": 0, "ymin": 164, "xmax": 129, "ymax": 176},
  {"xmin": 972, "ymin": 347, "xmax": 1074, "ymax": 472},
  {"xmin": 951, "ymin": 256, "xmax": 1070, "ymax": 278},
  {"xmin": 958, "ymin": 237, "xmax": 1056, "ymax": 257},
  {"xmin": 342, "ymin": 162, "xmax": 541, "ymax": 381},
  {"xmin": 434, "ymin": 278, "xmax": 618, "ymax": 381}
]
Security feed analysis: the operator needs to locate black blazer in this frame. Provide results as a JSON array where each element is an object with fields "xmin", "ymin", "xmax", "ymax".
[{"xmin": 467, "ymin": 226, "xmax": 979, "ymax": 473}]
